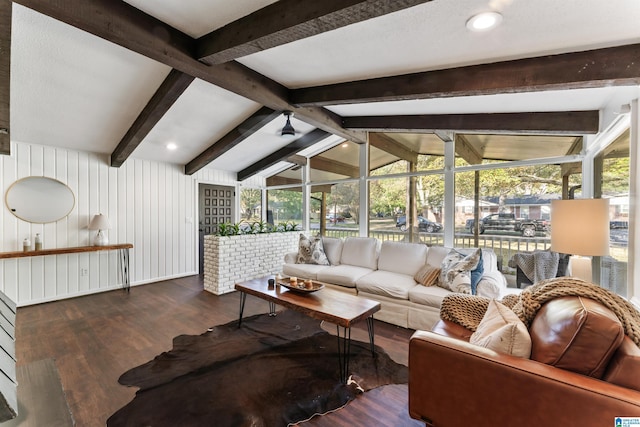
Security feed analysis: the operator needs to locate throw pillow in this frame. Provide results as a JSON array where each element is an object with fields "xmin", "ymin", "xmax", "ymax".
[
  {"xmin": 439, "ymin": 248, "xmax": 482, "ymax": 294},
  {"xmin": 414, "ymin": 264, "xmax": 441, "ymax": 286},
  {"xmin": 470, "ymin": 250, "xmax": 484, "ymax": 295},
  {"xmin": 296, "ymin": 234, "xmax": 330, "ymax": 265},
  {"xmin": 470, "ymin": 300, "xmax": 532, "ymax": 358}
]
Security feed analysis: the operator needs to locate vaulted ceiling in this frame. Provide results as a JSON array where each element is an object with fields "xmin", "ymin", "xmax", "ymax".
[{"xmin": 2, "ymin": 0, "xmax": 640, "ymax": 181}]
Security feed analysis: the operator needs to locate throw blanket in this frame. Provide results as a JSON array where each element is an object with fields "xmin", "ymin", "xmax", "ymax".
[
  {"xmin": 440, "ymin": 277, "xmax": 640, "ymax": 346},
  {"xmin": 508, "ymin": 250, "xmax": 559, "ymax": 283}
]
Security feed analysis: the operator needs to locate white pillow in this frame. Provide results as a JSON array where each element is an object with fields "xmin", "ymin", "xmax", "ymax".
[{"xmin": 470, "ymin": 300, "xmax": 532, "ymax": 358}]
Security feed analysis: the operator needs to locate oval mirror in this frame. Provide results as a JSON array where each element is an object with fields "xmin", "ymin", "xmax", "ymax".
[{"xmin": 5, "ymin": 177, "xmax": 75, "ymax": 223}]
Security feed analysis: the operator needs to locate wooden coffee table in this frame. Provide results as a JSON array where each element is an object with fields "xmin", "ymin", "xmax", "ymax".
[{"xmin": 235, "ymin": 276, "xmax": 381, "ymax": 383}]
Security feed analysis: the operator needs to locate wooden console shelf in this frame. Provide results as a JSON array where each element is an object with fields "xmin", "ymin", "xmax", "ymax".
[
  {"xmin": 0, "ymin": 244, "xmax": 133, "ymax": 259},
  {"xmin": 0, "ymin": 244, "xmax": 133, "ymax": 292}
]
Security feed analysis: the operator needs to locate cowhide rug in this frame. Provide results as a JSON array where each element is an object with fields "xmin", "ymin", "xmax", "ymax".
[{"xmin": 107, "ymin": 309, "xmax": 408, "ymax": 427}]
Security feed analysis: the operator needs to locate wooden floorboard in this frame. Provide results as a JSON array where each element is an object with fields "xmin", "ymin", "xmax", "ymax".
[
  {"xmin": 15, "ymin": 275, "xmax": 419, "ymax": 427},
  {"xmin": 4, "ymin": 358, "xmax": 74, "ymax": 427}
]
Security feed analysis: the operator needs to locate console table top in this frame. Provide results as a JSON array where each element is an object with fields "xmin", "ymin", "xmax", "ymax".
[{"xmin": 0, "ymin": 244, "xmax": 133, "ymax": 259}]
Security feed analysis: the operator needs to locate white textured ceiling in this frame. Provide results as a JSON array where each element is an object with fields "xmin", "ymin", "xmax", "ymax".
[{"xmin": 8, "ymin": 0, "xmax": 640, "ymax": 177}]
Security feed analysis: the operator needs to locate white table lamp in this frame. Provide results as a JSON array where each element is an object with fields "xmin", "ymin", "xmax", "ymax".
[
  {"xmin": 550, "ymin": 199, "xmax": 610, "ymax": 282},
  {"xmin": 88, "ymin": 214, "xmax": 111, "ymax": 246}
]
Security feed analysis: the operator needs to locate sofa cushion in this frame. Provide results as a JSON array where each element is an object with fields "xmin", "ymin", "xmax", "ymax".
[
  {"xmin": 355, "ymin": 270, "xmax": 417, "ymax": 300},
  {"xmin": 414, "ymin": 264, "xmax": 441, "ymax": 287},
  {"xmin": 439, "ymin": 249, "xmax": 482, "ymax": 294},
  {"xmin": 378, "ymin": 241, "xmax": 428, "ymax": 276},
  {"xmin": 408, "ymin": 285, "xmax": 451, "ymax": 309},
  {"xmin": 296, "ymin": 234, "xmax": 329, "ymax": 265},
  {"xmin": 425, "ymin": 246, "xmax": 451, "ymax": 267},
  {"xmin": 322, "ymin": 237, "xmax": 343, "ymax": 265},
  {"xmin": 475, "ymin": 272, "xmax": 503, "ymax": 299},
  {"xmin": 316, "ymin": 264, "xmax": 373, "ymax": 288},
  {"xmin": 529, "ymin": 296, "xmax": 625, "ymax": 378},
  {"xmin": 470, "ymin": 300, "xmax": 532, "ymax": 358},
  {"xmin": 340, "ymin": 237, "xmax": 379, "ymax": 270},
  {"xmin": 282, "ymin": 263, "xmax": 328, "ymax": 281},
  {"xmin": 603, "ymin": 335, "xmax": 640, "ymax": 391}
]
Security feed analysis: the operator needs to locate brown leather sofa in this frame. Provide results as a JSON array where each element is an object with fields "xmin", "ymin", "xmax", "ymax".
[{"xmin": 408, "ymin": 296, "xmax": 640, "ymax": 426}]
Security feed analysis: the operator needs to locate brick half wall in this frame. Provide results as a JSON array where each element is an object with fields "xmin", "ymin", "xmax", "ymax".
[{"xmin": 204, "ymin": 232, "xmax": 300, "ymax": 295}]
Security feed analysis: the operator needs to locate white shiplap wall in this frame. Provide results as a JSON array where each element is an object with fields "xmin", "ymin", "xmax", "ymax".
[{"xmin": 0, "ymin": 140, "xmax": 264, "ymax": 306}]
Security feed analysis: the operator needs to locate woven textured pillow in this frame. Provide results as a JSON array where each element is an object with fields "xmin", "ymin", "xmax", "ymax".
[
  {"xmin": 470, "ymin": 299, "xmax": 532, "ymax": 358},
  {"xmin": 296, "ymin": 234, "xmax": 330, "ymax": 265},
  {"xmin": 439, "ymin": 248, "xmax": 482, "ymax": 294},
  {"xmin": 414, "ymin": 264, "xmax": 441, "ymax": 286}
]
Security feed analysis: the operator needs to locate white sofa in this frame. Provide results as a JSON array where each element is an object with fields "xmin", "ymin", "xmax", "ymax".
[{"xmin": 283, "ymin": 236, "xmax": 508, "ymax": 330}]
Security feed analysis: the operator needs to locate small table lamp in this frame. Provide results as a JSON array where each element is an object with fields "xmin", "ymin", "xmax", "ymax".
[
  {"xmin": 550, "ymin": 199, "xmax": 610, "ymax": 283},
  {"xmin": 88, "ymin": 214, "xmax": 111, "ymax": 246}
]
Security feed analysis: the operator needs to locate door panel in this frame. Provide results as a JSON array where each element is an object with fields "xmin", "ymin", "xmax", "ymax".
[{"xmin": 199, "ymin": 184, "xmax": 235, "ymax": 274}]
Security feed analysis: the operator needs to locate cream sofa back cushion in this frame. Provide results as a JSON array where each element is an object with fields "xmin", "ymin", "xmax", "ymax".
[
  {"xmin": 340, "ymin": 237, "xmax": 379, "ymax": 270},
  {"xmin": 378, "ymin": 241, "xmax": 428, "ymax": 276},
  {"xmin": 322, "ymin": 237, "xmax": 344, "ymax": 265}
]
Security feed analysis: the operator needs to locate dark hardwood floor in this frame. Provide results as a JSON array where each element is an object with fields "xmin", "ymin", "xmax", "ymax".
[{"xmin": 16, "ymin": 275, "xmax": 422, "ymax": 427}]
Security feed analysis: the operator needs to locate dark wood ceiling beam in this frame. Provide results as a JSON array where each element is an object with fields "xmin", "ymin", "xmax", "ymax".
[
  {"xmin": 185, "ymin": 107, "xmax": 280, "ymax": 175},
  {"xmin": 368, "ymin": 133, "xmax": 418, "ymax": 163},
  {"xmin": 238, "ymin": 129, "xmax": 330, "ymax": 181},
  {"xmin": 197, "ymin": 0, "xmax": 432, "ymax": 65},
  {"xmin": 111, "ymin": 69, "xmax": 194, "ymax": 167},
  {"xmin": 291, "ymin": 44, "xmax": 640, "ymax": 106},
  {"xmin": 266, "ymin": 176, "xmax": 301, "ymax": 186},
  {"xmin": 14, "ymin": 0, "xmax": 366, "ymax": 144},
  {"xmin": 455, "ymin": 134, "xmax": 483, "ymax": 165},
  {"xmin": 345, "ymin": 111, "xmax": 600, "ymax": 134},
  {"xmin": 286, "ymin": 155, "xmax": 307, "ymax": 166},
  {"xmin": 310, "ymin": 156, "xmax": 359, "ymax": 177},
  {"xmin": 265, "ymin": 177, "xmax": 333, "ymax": 193},
  {"xmin": 0, "ymin": 0, "xmax": 11, "ymax": 155}
]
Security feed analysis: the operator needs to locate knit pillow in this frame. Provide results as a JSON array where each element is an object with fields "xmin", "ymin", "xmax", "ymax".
[
  {"xmin": 414, "ymin": 265, "xmax": 441, "ymax": 286},
  {"xmin": 470, "ymin": 300, "xmax": 532, "ymax": 358},
  {"xmin": 439, "ymin": 249, "xmax": 482, "ymax": 294},
  {"xmin": 296, "ymin": 234, "xmax": 330, "ymax": 265}
]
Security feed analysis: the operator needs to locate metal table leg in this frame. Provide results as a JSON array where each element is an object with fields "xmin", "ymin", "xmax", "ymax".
[
  {"xmin": 118, "ymin": 248, "xmax": 130, "ymax": 293},
  {"xmin": 268, "ymin": 301, "xmax": 276, "ymax": 316},
  {"xmin": 238, "ymin": 292, "xmax": 247, "ymax": 327},
  {"xmin": 336, "ymin": 325, "xmax": 352, "ymax": 384},
  {"xmin": 366, "ymin": 315, "xmax": 376, "ymax": 356}
]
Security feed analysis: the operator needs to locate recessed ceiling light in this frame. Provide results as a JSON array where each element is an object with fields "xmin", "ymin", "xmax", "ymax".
[
  {"xmin": 166, "ymin": 143, "xmax": 177, "ymax": 150},
  {"xmin": 466, "ymin": 11, "xmax": 503, "ymax": 32},
  {"xmin": 341, "ymin": 143, "xmax": 349, "ymax": 148}
]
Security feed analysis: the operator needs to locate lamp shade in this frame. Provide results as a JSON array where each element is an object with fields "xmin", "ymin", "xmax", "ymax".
[
  {"xmin": 550, "ymin": 199, "xmax": 610, "ymax": 256},
  {"xmin": 88, "ymin": 214, "xmax": 111, "ymax": 230}
]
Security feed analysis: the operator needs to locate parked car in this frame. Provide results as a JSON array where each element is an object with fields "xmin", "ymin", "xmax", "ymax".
[
  {"xmin": 326, "ymin": 213, "xmax": 345, "ymax": 223},
  {"xmin": 395, "ymin": 216, "xmax": 443, "ymax": 233},
  {"xmin": 466, "ymin": 213, "xmax": 548, "ymax": 237}
]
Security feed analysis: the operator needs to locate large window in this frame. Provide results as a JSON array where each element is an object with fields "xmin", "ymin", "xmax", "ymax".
[
  {"xmin": 239, "ymin": 187, "xmax": 262, "ymax": 222},
  {"xmin": 267, "ymin": 189, "xmax": 302, "ymax": 227},
  {"xmin": 599, "ymin": 129, "xmax": 630, "ymax": 297}
]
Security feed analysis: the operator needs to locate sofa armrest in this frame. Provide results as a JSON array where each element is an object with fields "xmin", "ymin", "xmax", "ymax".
[
  {"xmin": 409, "ymin": 331, "xmax": 640, "ymax": 426},
  {"xmin": 284, "ymin": 252, "xmax": 297, "ymax": 264}
]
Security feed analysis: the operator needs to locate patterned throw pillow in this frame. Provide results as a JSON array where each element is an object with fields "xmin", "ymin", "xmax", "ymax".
[
  {"xmin": 439, "ymin": 248, "xmax": 482, "ymax": 294},
  {"xmin": 414, "ymin": 264, "xmax": 441, "ymax": 286},
  {"xmin": 296, "ymin": 234, "xmax": 330, "ymax": 265}
]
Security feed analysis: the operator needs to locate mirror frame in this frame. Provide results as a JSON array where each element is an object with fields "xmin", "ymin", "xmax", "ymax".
[{"xmin": 5, "ymin": 177, "xmax": 76, "ymax": 224}]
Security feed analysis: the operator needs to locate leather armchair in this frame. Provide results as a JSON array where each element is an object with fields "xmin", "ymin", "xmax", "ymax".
[{"xmin": 409, "ymin": 297, "xmax": 640, "ymax": 426}]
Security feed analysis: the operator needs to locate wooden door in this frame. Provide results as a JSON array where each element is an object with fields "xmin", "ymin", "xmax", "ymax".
[{"xmin": 199, "ymin": 184, "xmax": 235, "ymax": 274}]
